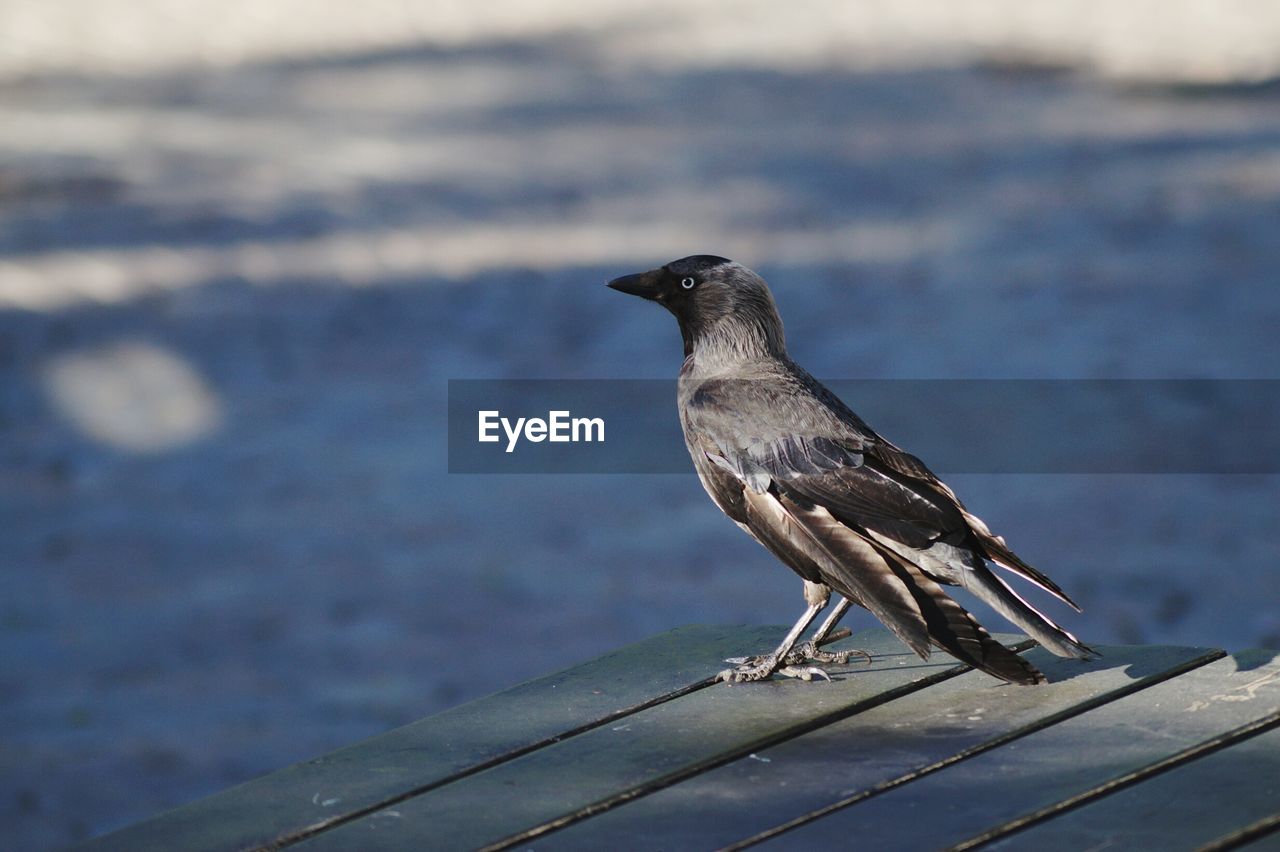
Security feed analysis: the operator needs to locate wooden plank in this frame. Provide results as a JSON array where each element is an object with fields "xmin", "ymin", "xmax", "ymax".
[
  {"xmin": 290, "ymin": 629, "xmax": 1009, "ymax": 852},
  {"xmin": 1215, "ymin": 815, "xmax": 1280, "ymax": 851},
  {"xmin": 752, "ymin": 650, "xmax": 1280, "ymax": 851},
  {"xmin": 76, "ymin": 624, "xmax": 787, "ymax": 852},
  {"xmin": 538, "ymin": 642, "xmax": 1220, "ymax": 851},
  {"xmin": 981, "ymin": 724, "xmax": 1280, "ymax": 851}
]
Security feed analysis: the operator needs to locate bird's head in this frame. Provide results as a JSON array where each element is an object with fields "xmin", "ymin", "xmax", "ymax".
[{"xmin": 607, "ymin": 255, "xmax": 786, "ymax": 360}]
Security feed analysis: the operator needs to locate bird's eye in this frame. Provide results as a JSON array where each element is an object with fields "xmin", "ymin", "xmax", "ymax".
[{"xmin": 681, "ymin": 277, "xmax": 696, "ymax": 289}]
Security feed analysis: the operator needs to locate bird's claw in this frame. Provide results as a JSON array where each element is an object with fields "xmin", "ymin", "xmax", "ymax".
[
  {"xmin": 777, "ymin": 665, "xmax": 831, "ymax": 681},
  {"xmin": 716, "ymin": 660, "xmax": 777, "ymax": 683},
  {"xmin": 783, "ymin": 641, "xmax": 873, "ymax": 667},
  {"xmin": 724, "ymin": 643, "xmax": 872, "ymax": 669},
  {"xmin": 718, "ymin": 625, "xmax": 870, "ymax": 683},
  {"xmin": 715, "ymin": 659, "xmax": 833, "ymax": 683}
]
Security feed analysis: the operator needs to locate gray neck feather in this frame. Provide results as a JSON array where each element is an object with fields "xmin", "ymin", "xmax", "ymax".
[{"xmin": 686, "ymin": 311, "xmax": 788, "ymax": 373}]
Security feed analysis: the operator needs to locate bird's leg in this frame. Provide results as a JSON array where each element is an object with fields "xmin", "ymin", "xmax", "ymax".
[
  {"xmin": 726, "ymin": 596, "xmax": 874, "ymax": 670},
  {"xmin": 717, "ymin": 581, "xmax": 833, "ymax": 683},
  {"xmin": 780, "ymin": 597, "xmax": 872, "ymax": 667},
  {"xmin": 717, "ymin": 601, "xmax": 827, "ymax": 683}
]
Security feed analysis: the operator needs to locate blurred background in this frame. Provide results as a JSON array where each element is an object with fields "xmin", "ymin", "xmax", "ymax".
[{"xmin": 2, "ymin": 1, "xmax": 1279, "ymax": 848}]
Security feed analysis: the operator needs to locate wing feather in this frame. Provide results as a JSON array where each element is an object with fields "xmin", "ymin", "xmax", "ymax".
[
  {"xmin": 764, "ymin": 482, "xmax": 1045, "ymax": 684},
  {"xmin": 739, "ymin": 484, "xmax": 933, "ymax": 656},
  {"xmin": 681, "ymin": 373, "xmax": 1083, "ymax": 678}
]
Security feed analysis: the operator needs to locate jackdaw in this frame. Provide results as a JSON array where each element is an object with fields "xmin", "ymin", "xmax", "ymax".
[{"xmin": 608, "ymin": 255, "xmax": 1094, "ymax": 685}]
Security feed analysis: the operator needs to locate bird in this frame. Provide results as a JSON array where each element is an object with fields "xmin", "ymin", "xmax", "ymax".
[{"xmin": 607, "ymin": 255, "xmax": 1094, "ymax": 685}]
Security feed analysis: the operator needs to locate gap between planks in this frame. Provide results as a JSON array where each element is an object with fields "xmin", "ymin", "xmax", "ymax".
[{"xmin": 1197, "ymin": 811, "xmax": 1280, "ymax": 852}]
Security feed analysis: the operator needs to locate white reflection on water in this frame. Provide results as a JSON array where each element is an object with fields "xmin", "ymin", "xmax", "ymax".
[{"xmin": 43, "ymin": 340, "xmax": 222, "ymax": 452}]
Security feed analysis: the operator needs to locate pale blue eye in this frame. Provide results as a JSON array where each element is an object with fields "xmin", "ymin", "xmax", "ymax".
[{"xmin": 681, "ymin": 277, "xmax": 696, "ymax": 289}]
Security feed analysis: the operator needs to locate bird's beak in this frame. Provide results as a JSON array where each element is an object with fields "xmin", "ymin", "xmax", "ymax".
[{"xmin": 606, "ymin": 268, "xmax": 662, "ymax": 300}]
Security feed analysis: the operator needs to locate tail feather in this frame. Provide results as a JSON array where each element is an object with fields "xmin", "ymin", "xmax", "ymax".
[
  {"xmin": 959, "ymin": 508, "xmax": 1082, "ymax": 612},
  {"xmin": 790, "ymin": 501, "xmax": 1046, "ymax": 685},
  {"xmin": 960, "ymin": 564, "xmax": 1096, "ymax": 660},
  {"xmin": 871, "ymin": 541, "xmax": 1048, "ymax": 685},
  {"xmin": 743, "ymin": 480, "xmax": 1063, "ymax": 686}
]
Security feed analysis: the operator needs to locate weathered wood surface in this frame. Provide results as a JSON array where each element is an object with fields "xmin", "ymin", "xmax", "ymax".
[
  {"xmin": 758, "ymin": 649, "xmax": 1280, "ymax": 852},
  {"xmin": 77, "ymin": 625, "xmax": 791, "ymax": 852},
  {"xmin": 293, "ymin": 630, "xmax": 1017, "ymax": 851},
  {"xmin": 78, "ymin": 627, "xmax": 1280, "ymax": 852},
  {"xmin": 984, "ymin": 725, "xmax": 1280, "ymax": 852},
  {"xmin": 544, "ymin": 642, "xmax": 1220, "ymax": 851}
]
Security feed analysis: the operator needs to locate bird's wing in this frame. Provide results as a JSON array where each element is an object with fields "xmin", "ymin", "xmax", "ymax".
[
  {"xmin": 779, "ymin": 371, "xmax": 1080, "ymax": 610},
  {"xmin": 762, "ymin": 436, "xmax": 1081, "ymax": 612},
  {"xmin": 683, "ymin": 379, "xmax": 950, "ymax": 544},
  {"xmin": 774, "ymin": 442, "xmax": 967, "ymax": 550},
  {"xmin": 707, "ymin": 450, "xmax": 1043, "ymax": 683},
  {"xmin": 685, "ymin": 381, "xmax": 1048, "ymax": 682},
  {"xmin": 684, "ymin": 374, "xmax": 1077, "ymax": 613},
  {"xmin": 735, "ymin": 477, "xmax": 933, "ymax": 656}
]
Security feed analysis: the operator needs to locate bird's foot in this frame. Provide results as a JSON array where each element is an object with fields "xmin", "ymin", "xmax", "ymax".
[
  {"xmin": 725, "ymin": 639, "xmax": 871, "ymax": 669},
  {"xmin": 782, "ymin": 640, "xmax": 873, "ymax": 667},
  {"xmin": 716, "ymin": 656, "xmax": 832, "ymax": 684}
]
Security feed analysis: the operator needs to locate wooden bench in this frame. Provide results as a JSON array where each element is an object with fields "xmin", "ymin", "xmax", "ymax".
[{"xmin": 78, "ymin": 627, "xmax": 1280, "ymax": 851}]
